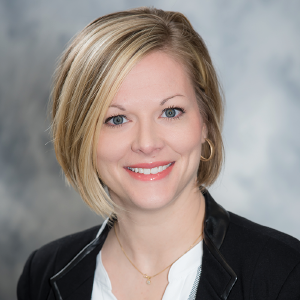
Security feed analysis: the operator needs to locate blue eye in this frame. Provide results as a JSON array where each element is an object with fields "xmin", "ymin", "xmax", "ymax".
[
  {"xmin": 105, "ymin": 115, "xmax": 128, "ymax": 126},
  {"xmin": 161, "ymin": 107, "xmax": 184, "ymax": 118},
  {"xmin": 112, "ymin": 116, "xmax": 124, "ymax": 125}
]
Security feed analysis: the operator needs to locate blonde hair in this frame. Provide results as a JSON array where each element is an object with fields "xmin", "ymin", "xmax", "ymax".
[{"xmin": 51, "ymin": 7, "xmax": 224, "ymax": 217}]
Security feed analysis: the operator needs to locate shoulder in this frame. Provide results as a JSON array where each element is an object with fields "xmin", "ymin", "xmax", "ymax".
[
  {"xmin": 17, "ymin": 225, "xmax": 101, "ymax": 300},
  {"xmin": 227, "ymin": 212, "xmax": 300, "ymax": 257},
  {"xmin": 32, "ymin": 224, "xmax": 101, "ymax": 269},
  {"xmin": 224, "ymin": 212, "xmax": 300, "ymax": 299}
]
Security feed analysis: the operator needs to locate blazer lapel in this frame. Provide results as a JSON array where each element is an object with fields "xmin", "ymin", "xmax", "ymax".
[
  {"xmin": 50, "ymin": 223, "xmax": 110, "ymax": 300},
  {"xmin": 195, "ymin": 191, "xmax": 237, "ymax": 300}
]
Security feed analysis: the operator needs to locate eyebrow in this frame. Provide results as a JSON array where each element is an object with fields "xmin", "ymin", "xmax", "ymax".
[
  {"xmin": 160, "ymin": 94, "xmax": 184, "ymax": 105},
  {"xmin": 109, "ymin": 104, "xmax": 126, "ymax": 111},
  {"xmin": 109, "ymin": 94, "xmax": 184, "ymax": 111}
]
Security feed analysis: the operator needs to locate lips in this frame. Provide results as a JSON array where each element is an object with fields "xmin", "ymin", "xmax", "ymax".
[{"xmin": 124, "ymin": 161, "xmax": 175, "ymax": 181}]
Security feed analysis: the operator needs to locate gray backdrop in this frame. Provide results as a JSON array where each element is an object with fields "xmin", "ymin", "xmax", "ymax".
[{"xmin": 1, "ymin": 0, "xmax": 299, "ymax": 299}]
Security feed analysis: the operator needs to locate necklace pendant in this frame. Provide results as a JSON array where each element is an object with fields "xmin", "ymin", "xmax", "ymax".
[{"xmin": 143, "ymin": 275, "xmax": 151, "ymax": 285}]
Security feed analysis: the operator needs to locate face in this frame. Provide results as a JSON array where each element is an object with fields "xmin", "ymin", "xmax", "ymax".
[{"xmin": 96, "ymin": 51, "xmax": 207, "ymax": 212}]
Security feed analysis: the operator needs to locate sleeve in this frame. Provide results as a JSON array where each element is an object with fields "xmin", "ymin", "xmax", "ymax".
[
  {"xmin": 17, "ymin": 250, "xmax": 37, "ymax": 300},
  {"xmin": 276, "ymin": 261, "xmax": 300, "ymax": 300}
]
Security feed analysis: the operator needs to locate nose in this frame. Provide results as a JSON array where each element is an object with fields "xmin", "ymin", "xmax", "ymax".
[{"xmin": 131, "ymin": 119, "xmax": 164, "ymax": 155}]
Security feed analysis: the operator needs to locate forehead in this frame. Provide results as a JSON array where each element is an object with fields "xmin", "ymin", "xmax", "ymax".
[{"xmin": 112, "ymin": 51, "xmax": 195, "ymax": 106}]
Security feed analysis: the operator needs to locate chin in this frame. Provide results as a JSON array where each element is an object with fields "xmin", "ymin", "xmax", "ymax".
[{"xmin": 125, "ymin": 187, "xmax": 177, "ymax": 211}]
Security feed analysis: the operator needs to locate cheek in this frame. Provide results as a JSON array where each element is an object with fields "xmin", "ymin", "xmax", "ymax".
[
  {"xmin": 167, "ymin": 113, "xmax": 204, "ymax": 155},
  {"xmin": 96, "ymin": 130, "xmax": 129, "ymax": 172}
]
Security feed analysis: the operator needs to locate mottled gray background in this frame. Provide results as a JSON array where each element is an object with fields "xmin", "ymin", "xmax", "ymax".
[{"xmin": 0, "ymin": 0, "xmax": 299, "ymax": 299}]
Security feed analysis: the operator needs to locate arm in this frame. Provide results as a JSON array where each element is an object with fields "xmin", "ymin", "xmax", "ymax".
[
  {"xmin": 17, "ymin": 245, "xmax": 56, "ymax": 300},
  {"xmin": 17, "ymin": 250, "xmax": 37, "ymax": 300},
  {"xmin": 276, "ymin": 261, "xmax": 300, "ymax": 300}
]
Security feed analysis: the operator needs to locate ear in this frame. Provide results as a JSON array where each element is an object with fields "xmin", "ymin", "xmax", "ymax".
[{"xmin": 201, "ymin": 122, "xmax": 208, "ymax": 143}]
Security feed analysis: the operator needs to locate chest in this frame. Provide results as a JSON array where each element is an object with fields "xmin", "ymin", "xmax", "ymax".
[{"xmin": 92, "ymin": 245, "xmax": 202, "ymax": 300}]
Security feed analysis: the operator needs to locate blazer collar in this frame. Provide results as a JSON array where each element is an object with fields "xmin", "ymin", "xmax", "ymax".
[
  {"xmin": 196, "ymin": 190, "xmax": 237, "ymax": 300},
  {"xmin": 50, "ymin": 222, "xmax": 110, "ymax": 300},
  {"xmin": 50, "ymin": 191, "xmax": 237, "ymax": 300}
]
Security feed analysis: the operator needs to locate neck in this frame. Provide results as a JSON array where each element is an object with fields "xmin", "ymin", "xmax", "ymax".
[{"xmin": 110, "ymin": 185, "xmax": 205, "ymax": 275}]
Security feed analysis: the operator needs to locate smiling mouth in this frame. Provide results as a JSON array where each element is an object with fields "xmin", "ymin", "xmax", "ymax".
[{"xmin": 126, "ymin": 162, "xmax": 174, "ymax": 175}]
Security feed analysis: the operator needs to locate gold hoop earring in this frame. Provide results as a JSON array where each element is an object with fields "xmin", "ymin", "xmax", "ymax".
[{"xmin": 201, "ymin": 138, "xmax": 214, "ymax": 162}]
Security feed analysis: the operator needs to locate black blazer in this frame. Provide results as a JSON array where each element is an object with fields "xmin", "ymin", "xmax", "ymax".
[{"xmin": 17, "ymin": 191, "xmax": 300, "ymax": 300}]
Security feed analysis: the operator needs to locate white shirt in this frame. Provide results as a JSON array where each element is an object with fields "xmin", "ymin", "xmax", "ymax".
[{"xmin": 91, "ymin": 220, "xmax": 203, "ymax": 300}]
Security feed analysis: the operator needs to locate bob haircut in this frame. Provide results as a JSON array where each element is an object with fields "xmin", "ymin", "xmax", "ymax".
[{"xmin": 51, "ymin": 7, "xmax": 224, "ymax": 217}]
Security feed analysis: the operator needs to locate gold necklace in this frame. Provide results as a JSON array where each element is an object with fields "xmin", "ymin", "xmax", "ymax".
[{"xmin": 114, "ymin": 223, "xmax": 203, "ymax": 285}]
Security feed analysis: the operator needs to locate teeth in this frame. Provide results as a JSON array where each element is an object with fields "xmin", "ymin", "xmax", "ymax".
[
  {"xmin": 151, "ymin": 167, "xmax": 158, "ymax": 174},
  {"xmin": 128, "ymin": 163, "xmax": 172, "ymax": 174}
]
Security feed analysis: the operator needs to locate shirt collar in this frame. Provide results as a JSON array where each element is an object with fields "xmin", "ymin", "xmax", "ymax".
[{"xmin": 168, "ymin": 240, "xmax": 203, "ymax": 282}]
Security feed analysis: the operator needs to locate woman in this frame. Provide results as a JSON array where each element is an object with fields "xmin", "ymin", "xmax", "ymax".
[{"xmin": 17, "ymin": 7, "xmax": 300, "ymax": 300}]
